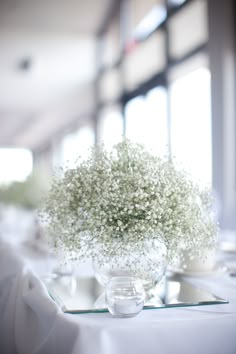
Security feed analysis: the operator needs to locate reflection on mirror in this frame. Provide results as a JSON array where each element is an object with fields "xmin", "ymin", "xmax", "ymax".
[{"xmin": 44, "ymin": 273, "xmax": 227, "ymax": 314}]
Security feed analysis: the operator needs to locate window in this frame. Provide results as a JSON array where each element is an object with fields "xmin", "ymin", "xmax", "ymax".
[
  {"xmin": 169, "ymin": 0, "xmax": 208, "ymax": 59},
  {"xmin": 97, "ymin": 0, "xmax": 211, "ymax": 182},
  {"xmin": 170, "ymin": 66, "xmax": 212, "ymax": 186},
  {"xmin": 127, "ymin": 0, "xmax": 166, "ymax": 40},
  {"xmin": 123, "ymin": 30, "xmax": 166, "ymax": 91},
  {"xmin": 61, "ymin": 125, "xmax": 95, "ymax": 167},
  {"xmin": 97, "ymin": 105, "xmax": 124, "ymax": 149},
  {"xmin": 0, "ymin": 148, "xmax": 33, "ymax": 185},
  {"xmin": 125, "ymin": 87, "xmax": 168, "ymax": 155},
  {"xmin": 134, "ymin": 2, "xmax": 166, "ymax": 40}
]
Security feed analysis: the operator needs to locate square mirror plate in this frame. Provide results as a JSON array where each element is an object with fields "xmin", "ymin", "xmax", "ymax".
[{"xmin": 43, "ymin": 273, "xmax": 228, "ymax": 314}]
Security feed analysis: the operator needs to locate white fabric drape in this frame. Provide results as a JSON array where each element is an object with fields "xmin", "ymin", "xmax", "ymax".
[{"xmin": 0, "ymin": 243, "xmax": 80, "ymax": 354}]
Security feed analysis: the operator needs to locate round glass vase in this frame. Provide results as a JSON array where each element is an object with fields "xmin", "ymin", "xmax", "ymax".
[{"xmin": 93, "ymin": 239, "xmax": 167, "ymax": 303}]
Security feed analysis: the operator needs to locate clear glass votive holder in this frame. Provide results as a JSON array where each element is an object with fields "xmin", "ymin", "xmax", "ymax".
[{"xmin": 105, "ymin": 276, "xmax": 145, "ymax": 318}]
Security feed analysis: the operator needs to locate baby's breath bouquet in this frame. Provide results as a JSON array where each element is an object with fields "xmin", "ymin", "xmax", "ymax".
[{"xmin": 43, "ymin": 140, "xmax": 217, "ymax": 274}]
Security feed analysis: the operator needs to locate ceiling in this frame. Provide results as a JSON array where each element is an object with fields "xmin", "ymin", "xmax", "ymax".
[{"xmin": 0, "ymin": 0, "xmax": 112, "ymax": 151}]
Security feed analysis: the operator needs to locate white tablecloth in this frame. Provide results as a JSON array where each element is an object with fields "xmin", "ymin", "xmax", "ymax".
[{"xmin": 1, "ymin": 242, "xmax": 236, "ymax": 354}]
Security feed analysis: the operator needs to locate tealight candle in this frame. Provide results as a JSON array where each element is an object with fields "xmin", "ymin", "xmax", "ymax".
[
  {"xmin": 105, "ymin": 276, "xmax": 145, "ymax": 318},
  {"xmin": 114, "ymin": 299, "xmax": 141, "ymax": 315}
]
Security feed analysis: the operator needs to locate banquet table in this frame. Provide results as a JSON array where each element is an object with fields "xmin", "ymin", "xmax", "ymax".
[{"xmin": 0, "ymin": 241, "xmax": 236, "ymax": 354}]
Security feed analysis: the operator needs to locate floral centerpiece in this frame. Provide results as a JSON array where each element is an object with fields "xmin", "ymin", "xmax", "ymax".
[{"xmin": 42, "ymin": 140, "xmax": 217, "ymax": 286}]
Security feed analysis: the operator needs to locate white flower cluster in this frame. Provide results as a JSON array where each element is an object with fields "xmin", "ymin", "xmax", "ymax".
[{"xmin": 43, "ymin": 140, "xmax": 218, "ymax": 265}]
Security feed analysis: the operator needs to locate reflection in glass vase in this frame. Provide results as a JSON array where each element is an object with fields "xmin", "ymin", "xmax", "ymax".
[{"xmin": 93, "ymin": 239, "xmax": 167, "ymax": 306}]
